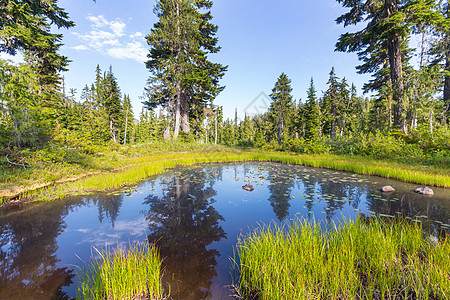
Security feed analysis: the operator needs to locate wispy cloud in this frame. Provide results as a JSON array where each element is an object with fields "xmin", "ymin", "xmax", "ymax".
[
  {"xmin": 71, "ymin": 45, "xmax": 88, "ymax": 51},
  {"xmin": 75, "ymin": 218, "xmax": 149, "ymax": 247},
  {"xmin": 0, "ymin": 52, "xmax": 24, "ymax": 64},
  {"xmin": 71, "ymin": 15, "xmax": 147, "ymax": 63},
  {"xmin": 87, "ymin": 15, "xmax": 126, "ymax": 37},
  {"xmin": 107, "ymin": 42, "xmax": 148, "ymax": 62}
]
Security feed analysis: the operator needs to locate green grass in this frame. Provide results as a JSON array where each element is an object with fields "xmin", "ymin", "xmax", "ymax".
[
  {"xmin": 75, "ymin": 241, "xmax": 165, "ymax": 300},
  {"xmin": 236, "ymin": 217, "xmax": 450, "ymax": 300},
  {"xmin": 2, "ymin": 144, "xmax": 450, "ymax": 204}
]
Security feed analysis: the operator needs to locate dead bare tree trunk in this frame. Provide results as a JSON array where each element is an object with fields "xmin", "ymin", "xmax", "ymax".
[
  {"xmin": 123, "ymin": 106, "xmax": 128, "ymax": 146},
  {"xmin": 205, "ymin": 117, "xmax": 208, "ymax": 144},
  {"xmin": 215, "ymin": 114, "xmax": 218, "ymax": 145},
  {"xmin": 420, "ymin": 30, "xmax": 426, "ymax": 68},
  {"xmin": 110, "ymin": 120, "xmax": 117, "ymax": 143},
  {"xmin": 164, "ymin": 124, "xmax": 171, "ymax": 141},
  {"xmin": 430, "ymin": 110, "xmax": 434, "ymax": 134}
]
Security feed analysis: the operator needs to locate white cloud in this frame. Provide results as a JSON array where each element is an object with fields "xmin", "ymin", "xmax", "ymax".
[
  {"xmin": 71, "ymin": 15, "xmax": 147, "ymax": 63},
  {"xmin": 86, "ymin": 15, "xmax": 126, "ymax": 37},
  {"xmin": 75, "ymin": 218, "xmax": 148, "ymax": 247},
  {"xmin": 107, "ymin": 42, "xmax": 147, "ymax": 62},
  {"xmin": 130, "ymin": 32, "xmax": 144, "ymax": 39},
  {"xmin": 71, "ymin": 45, "xmax": 88, "ymax": 51},
  {"xmin": 0, "ymin": 52, "xmax": 24, "ymax": 64},
  {"xmin": 110, "ymin": 22, "xmax": 126, "ymax": 37}
]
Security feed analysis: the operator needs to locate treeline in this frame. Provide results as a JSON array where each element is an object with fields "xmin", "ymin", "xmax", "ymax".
[
  {"xmin": 0, "ymin": 0, "xmax": 226, "ymax": 153},
  {"xmin": 1, "ymin": 0, "xmax": 450, "ymax": 163},
  {"xmin": 218, "ymin": 68, "xmax": 448, "ymax": 148}
]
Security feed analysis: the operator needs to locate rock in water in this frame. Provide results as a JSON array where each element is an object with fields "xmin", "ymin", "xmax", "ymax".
[
  {"xmin": 380, "ymin": 186, "xmax": 395, "ymax": 192},
  {"xmin": 242, "ymin": 184, "xmax": 254, "ymax": 192},
  {"xmin": 415, "ymin": 187, "xmax": 434, "ymax": 196}
]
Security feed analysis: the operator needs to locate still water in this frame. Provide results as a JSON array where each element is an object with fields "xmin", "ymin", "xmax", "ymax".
[{"xmin": 0, "ymin": 162, "xmax": 449, "ymax": 299}]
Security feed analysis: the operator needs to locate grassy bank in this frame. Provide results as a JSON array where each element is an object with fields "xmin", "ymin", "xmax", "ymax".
[
  {"xmin": 1, "ymin": 143, "xmax": 449, "ymax": 204},
  {"xmin": 75, "ymin": 241, "xmax": 165, "ymax": 300},
  {"xmin": 0, "ymin": 142, "xmax": 214, "ymax": 201},
  {"xmin": 236, "ymin": 218, "xmax": 450, "ymax": 300}
]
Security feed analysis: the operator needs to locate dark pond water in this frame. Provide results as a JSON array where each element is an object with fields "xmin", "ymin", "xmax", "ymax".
[{"xmin": 0, "ymin": 162, "xmax": 449, "ymax": 299}]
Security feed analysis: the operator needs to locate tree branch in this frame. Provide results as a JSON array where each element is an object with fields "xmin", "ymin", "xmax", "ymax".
[{"xmin": 5, "ymin": 154, "xmax": 28, "ymax": 169}]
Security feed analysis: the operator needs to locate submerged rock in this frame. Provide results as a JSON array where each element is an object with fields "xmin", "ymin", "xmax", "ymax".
[
  {"xmin": 379, "ymin": 186, "xmax": 395, "ymax": 192},
  {"xmin": 242, "ymin": 184, "xmax": 254, "ymax": 192},
  {"xmin": 415, "ymin": 187, "xmax": 434, "ymax": 196}
]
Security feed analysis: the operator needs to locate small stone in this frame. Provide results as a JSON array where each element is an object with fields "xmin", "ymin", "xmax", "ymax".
[
  {"xmin": 242, "ymin": 184, "xmax": 254, "ymax": 192},
  {"xmin": 380, "ymin": 186, "xmax": 395, "ymax": 192},
  {"xmin": 415, "ymin": 187, "xmax": 434, "ymax": 196}
]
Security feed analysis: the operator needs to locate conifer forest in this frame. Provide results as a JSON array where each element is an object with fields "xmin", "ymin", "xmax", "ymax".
[{"xmin": 1, "ymin": 0, "xmax": 449, "ymax": 164}]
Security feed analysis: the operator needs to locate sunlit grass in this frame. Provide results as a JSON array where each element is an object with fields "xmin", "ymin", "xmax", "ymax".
[
  {"xmin": 236, "ymin": 217, "xmax": 450, "ymax": 300},
  {"xmin": 3, "ymin": 146, "xmax": 450, "ymax": 204},
  {"xmin": 75, "ymin": 241, "xmax": 165, "ymax": 300}
]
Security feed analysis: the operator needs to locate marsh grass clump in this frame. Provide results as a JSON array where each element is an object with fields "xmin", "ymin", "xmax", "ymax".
[
  {"xmin": 237, "ymin": 217, "xmax": 450, "ymax": 300},
  {"xmin": 75, "ymin": 241, "xmax": 165, "ymax": 300}
]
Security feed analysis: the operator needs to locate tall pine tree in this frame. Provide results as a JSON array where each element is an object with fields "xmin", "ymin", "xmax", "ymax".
[
  {"xmin": 103, "ymin": 66, "xmax": 122, "ymax": 143},
  {"xmin": 321, "ymin": 67, "xmax": 342, "ymax": 140},
  {"xmin": 268, "ymin": 73, "xmax": 295, "ymax": 145},
  {"xmin": 144, "ymin": 0, "xmax": 227, "ymax": 140},
  {"xmin": 304, "ymin": 78, "xmax": 320, "ymax": 141}
]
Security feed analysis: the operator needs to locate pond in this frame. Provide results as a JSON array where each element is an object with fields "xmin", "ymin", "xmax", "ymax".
[{"xmin": 0, "ymin": 162, "xmax": 449, "ymax": 299}]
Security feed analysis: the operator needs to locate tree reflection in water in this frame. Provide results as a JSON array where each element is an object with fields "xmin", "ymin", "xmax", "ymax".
[
  {"xmin": 0, "ymin": 193, "xmax": 125, "ymax": 300},
  {"xmin": 0, "ymin": 201, "xmax": 75, "ymax": 300},
  {"xmin": 267, "ymin": 165, "xmax": 294, "ymax": 221},
  {"xmin": 144, "ymin": 166, "xmax": 226, "ymax": 300}
]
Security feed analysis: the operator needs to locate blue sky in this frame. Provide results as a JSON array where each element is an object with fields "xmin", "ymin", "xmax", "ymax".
[{"xmin": 51, "ymin": 0, "xmax": 374, "ymax": 120}]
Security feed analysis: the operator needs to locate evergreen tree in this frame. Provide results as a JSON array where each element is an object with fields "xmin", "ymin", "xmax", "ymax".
[
  {"xmin": 338, "ymin": 78, "xmax": 350, "ymax": 136},
  {"xmin": 369, "ymin": 86, "xmax": 393, "ymax": 132},
  {"xmin": 304, "ymin": 78, "xmax": 320, "ymax": 141},
  {"xmin": 346, "ymin": 83, "xmax": 367, "ymax": 134},
  {"xmin": 239, "ymin": 114, "xmax": 254, "ymax": 145},
  {"xmin": 295, "ymin": 100, "xmax": 307, "ymax": 139},
  {"xmin": 321, "ymin": 67, "xmax": 342, "ymax": 140},
  {"xmin": 427, "ymin": 0, "xmax": 450, "ymax": 123},
  {"xmin": 268, "ymin": 73, "xmax": 295, "ymax": 145},
  {"xmin": 144, "ymin": 0, "xmax": 227, "ymax": 140},
  {"xmin": 335, "ymin": 0, "xmax": 440, "ymax": 132},
  {"xmin": 103, "ymin": 66, "xmax": 123, "ymax": 143},
  {"xmin": 137, "ymin": 108, "xmax": 150, "ymax": 143},
  {"xmin": 253, "ymin": 115, "xmax": 267, "ymax": 147},
  {"xmin": 93, "ymin": 65, "xmax": 104, "ymax": 108},
  {"xmin": 0, "ymin": 60, "xmax": 47, "ymax": 147},
  {"xmin": 0, "ymin": 0, "xmax": 74, "ymax": 89},
  {"xmin": 0, "ymin": 1, "xmax": 76, "ymax": 148},
  {"xmin": 222, "ymin": 119, "xmax": 236, "ymax": 146}
]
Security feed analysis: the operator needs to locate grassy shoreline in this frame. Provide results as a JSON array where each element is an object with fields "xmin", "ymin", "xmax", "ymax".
[
  {"xmin": 1, "ymin": 144, "xmax": 449, "ymax": 205},
  {"xmin": 75, "ymin": 241, "xmax": 165, "ymax": 300},
  {"xmin": 236, "ymin": 217, "xmax": 450, "ymax": 300}
]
